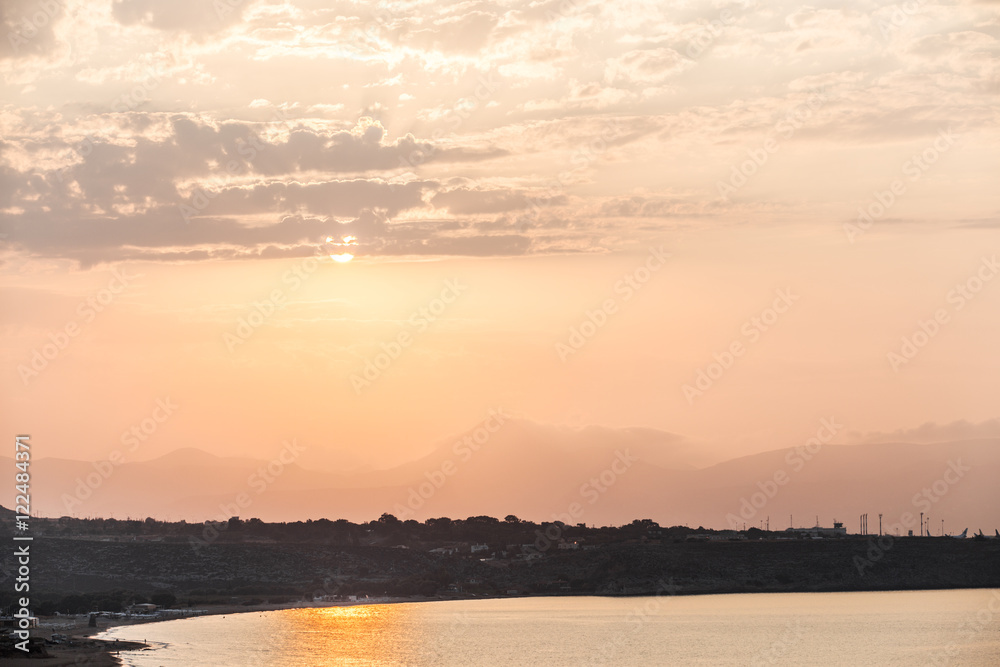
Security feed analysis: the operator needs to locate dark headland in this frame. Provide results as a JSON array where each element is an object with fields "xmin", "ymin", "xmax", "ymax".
[{"xmin": 3, "ymin": 512, "xmax": 999, "ymax": 662}]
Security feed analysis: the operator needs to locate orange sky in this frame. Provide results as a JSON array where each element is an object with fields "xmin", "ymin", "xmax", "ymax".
[
  {"xmin": 3, "ymin": 226, "xmax": 999, "ymax": 473},
  {"xmin": 1, "ymin": 0, "xmax": 999, "ymax": 486}
]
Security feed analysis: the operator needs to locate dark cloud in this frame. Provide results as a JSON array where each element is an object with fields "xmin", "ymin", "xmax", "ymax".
[
  {"xmin": 0, "ymin": 178, "xmax": 424, "ymax": 260},
  {"xmin": 36, "ymin": 115, "xmax": 500, "ymax": 207},
  {"xmin": 0, "ymin": 0, "xmax": 66, "ymax": 60},
  {"xmin": 0, "ymin": 189, "xmax": 536, "ymax": 266},
  {"xmin": 111, "ymin": 0, "xmax": 259, "ymax": 35},
  {"xmin": 192, "ymin": 179, "xmax": 429, "ymax": 219},
  {"xmin": 0, "ymin": 101, "xmax": 535, "ymax": 266},
  {"xmin": 432, "ymin": 187, "xmax": 566, "ymax": 214},
  {"xmin": 372, "ymin": 233, "xmax": 532, "ymax": 257},
  {"xmin": 598, "ymin": 195, "xmax": 700, "ymax": 218}
]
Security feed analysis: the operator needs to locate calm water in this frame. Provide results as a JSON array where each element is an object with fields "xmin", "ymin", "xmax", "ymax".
[{"xmin": 100, "ymin": 589, "xmax": 1000, "ymax": 666}]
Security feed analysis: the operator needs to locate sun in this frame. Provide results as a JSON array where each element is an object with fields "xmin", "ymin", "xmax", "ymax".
[{"xmin": 325, "ymin": 235, "xmax": 359, "ymax": 262}]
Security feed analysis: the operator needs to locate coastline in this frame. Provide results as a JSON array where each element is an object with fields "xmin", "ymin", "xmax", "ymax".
[
  {"xmin": 34, "ymin": 584, "xmax": 1000, "ymax": 665},
  {"xmin": 60, "ymin": 597, "xmax": 419, "ymax": 665},
  {"xmin": 1, "ymin": 599, "xmax": 395, "ymax": 666}
]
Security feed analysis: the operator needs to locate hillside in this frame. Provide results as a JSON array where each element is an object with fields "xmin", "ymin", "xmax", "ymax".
[{"xmin": 3, "ymin": 424, "xmax": 998, "ymax": 531}]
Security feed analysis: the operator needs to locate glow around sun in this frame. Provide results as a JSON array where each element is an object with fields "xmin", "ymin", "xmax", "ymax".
[{"xmin": 326, "ymin": 235, "xmax": 358, "ymax": 262}]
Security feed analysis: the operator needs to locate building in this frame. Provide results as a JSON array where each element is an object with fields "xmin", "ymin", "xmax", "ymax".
[
  {"xmin": 128, "ymin": 603, "xmax": 157, "ymax": 614},
  {"xmin": 784, "ymin": 521, "xmax": 847, "ymax": 538},
  {"xmin": 686, "ymin": 530, "xmax": 745, "ymax": 541},
  {"xmin": 1, "ymin": 615, "xmax": 39, "ymax": 628}
]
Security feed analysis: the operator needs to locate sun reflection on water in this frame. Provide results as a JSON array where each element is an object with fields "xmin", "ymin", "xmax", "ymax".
[
  {"xmin": 311, "ymin": 604, "xmax": 384, "ymax": 621},
  {"xmin": 279, "ymin": 604, "xmax": 411, "ymax": 663}
]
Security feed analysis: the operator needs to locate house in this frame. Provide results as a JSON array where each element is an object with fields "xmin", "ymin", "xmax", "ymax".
[
  {"xmin": 1, "ymin": 615, "xmax": 39, "ymax": 628},
  {"xmin": 128, "ymin": 603, "xmax": 157, "ymax": 614}
]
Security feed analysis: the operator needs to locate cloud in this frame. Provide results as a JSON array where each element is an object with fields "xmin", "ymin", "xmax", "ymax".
[
  {"xmin": 0, "ymin": 175, "xmax": 544, "ymax": 265},
  {"xmin": 401, "ymin": 10, "xmax": 500, "ymax": 54},
  {"xmin": 3, "ymin": 0, "xmax": 998, "ymax": 268},
  {"xmin": 0, "ymin": 112, "xmax": 504, "ymax": 215},
  {"xmin": 597, "ymin": 195, "xmax": 705, "ymax": 218},
  {"xmin": 850, "ymin": 419, "xmax": 1000, "ymax": 444},
  {"xmin": 111, "ymin": 0, "xmax": 260, "ymax": 35},
  {"xmin": 432, "ymin": 187, "xmax": 566, "ymax": 214},
  {"xmin": 605, "ymin": 47, "xmax": 690, "ymax": 84},
  {"xmin": 0, "ymin": 0, "xmax": 67, "ymax": 60},
  {"xmin": 372, "ymin": 233, "xmax": 532, "ymax": 257},
  {"xmin": 0, "ymin": 104, "xmax": 540, "ymax": 265},
  {"xmin": 36, "ymin": 115, "xmax": 501, "ymax": 190}
]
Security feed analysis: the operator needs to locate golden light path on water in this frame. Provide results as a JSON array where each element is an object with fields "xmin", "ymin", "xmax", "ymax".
[{"xmin": 101, "ymin": 590, "xmax": 1000, "ymax": 666}]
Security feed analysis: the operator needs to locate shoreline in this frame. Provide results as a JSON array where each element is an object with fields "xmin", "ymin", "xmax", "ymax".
[
  {"xmin": 46, "ymin": 584, "xmax": 998, "ymax": 665},
  {"xmin": 3, "ymin": 598, "xmax": 411, "ymax": 666}
]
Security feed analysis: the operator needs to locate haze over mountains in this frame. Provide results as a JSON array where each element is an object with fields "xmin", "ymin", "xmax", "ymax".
[{"xmin": 11, "ymin": 419, "xmax": 1000, "ymax": 533}]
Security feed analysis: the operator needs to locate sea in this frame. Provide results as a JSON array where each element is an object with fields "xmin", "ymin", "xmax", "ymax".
[{"xmin": 99, "ymin": 589, "xmax": 1000, "ymax": 666}]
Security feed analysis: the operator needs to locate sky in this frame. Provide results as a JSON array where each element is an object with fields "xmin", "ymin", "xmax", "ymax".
[{"xmin": 1, "ymin": 0, "xmax": 999, "ymax": 480}]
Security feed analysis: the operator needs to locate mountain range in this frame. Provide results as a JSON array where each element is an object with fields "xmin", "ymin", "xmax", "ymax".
[{"xmin": 7, "ymin": 419, "xmax": 999, "ymax": 533}]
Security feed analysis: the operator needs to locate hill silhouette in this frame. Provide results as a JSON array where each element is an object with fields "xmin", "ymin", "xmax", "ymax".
[{"xmin": 3, "ymin": 420, "xmax": 998, "ymax": 532}]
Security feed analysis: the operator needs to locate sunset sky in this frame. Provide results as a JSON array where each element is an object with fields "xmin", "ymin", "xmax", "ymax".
[{"xmin": 2, "ymin": 0, "xmax": 999, "ymax": 479}]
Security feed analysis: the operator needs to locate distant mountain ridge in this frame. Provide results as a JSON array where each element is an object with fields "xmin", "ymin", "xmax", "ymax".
[{"xmin": 4, "ymin": 420, "xmax": 999, "ymax": 532}]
